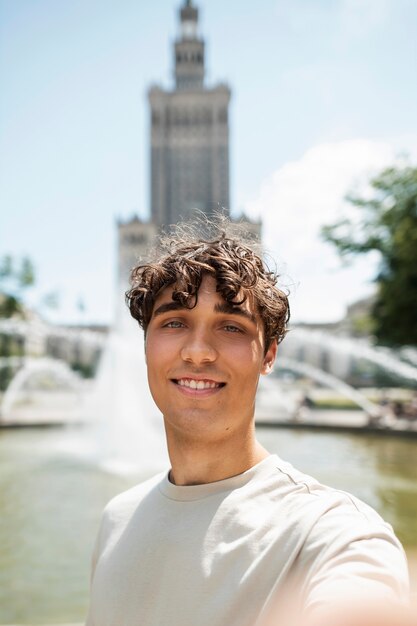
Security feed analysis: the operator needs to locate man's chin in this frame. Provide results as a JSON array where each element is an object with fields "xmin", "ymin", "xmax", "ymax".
[{"xmin": 163, "ymin": 411, "xmax": 229, "ymax": 437}]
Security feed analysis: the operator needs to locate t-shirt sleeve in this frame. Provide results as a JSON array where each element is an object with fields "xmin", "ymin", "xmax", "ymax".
[{"xmin": 298, "ymin": 497, "xmax": 410, "ymax": 616}]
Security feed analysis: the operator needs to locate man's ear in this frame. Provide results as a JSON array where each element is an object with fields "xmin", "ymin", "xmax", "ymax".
[{"xmin": 261, "ymin": 339, "xmax": 278, "ymax": 375}]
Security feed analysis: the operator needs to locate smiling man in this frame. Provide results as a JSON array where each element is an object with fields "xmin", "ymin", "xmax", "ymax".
[
  {"xmin": 86, "ymin": 222, "xmax": 410, "ymax": 626},
  {"xmin": 144, "ymin": 273, "xmax": 277, "ymax": 486}
]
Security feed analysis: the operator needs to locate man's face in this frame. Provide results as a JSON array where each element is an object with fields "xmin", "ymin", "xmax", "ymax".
[{"xmin": 144, "ymin": 274, "xmax": 277, "ymax": 443}]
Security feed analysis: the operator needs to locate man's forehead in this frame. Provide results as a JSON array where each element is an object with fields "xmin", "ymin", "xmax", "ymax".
[
  {"xmin": 155, "ymin": 276, "xmax": 247, "ymax": 305},
  {"xmin": 152, "ymin": 276, "xmax": 259, "ymax": 323}
]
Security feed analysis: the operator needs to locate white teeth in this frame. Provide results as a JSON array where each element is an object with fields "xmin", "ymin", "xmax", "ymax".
[{"xmin": 177, "ymin": 379, "xmax": 221, "ymax": 390}]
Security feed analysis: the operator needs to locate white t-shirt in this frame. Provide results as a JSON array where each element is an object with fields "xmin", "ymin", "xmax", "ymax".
[{"xmin": 86, "ymin": 455, "xmax": 409, "ymax": 626}]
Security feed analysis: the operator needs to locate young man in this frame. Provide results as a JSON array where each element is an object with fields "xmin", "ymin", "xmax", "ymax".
[{"xmin": 86, "ymin": 225, "xmax": 410, "ymax": 626}]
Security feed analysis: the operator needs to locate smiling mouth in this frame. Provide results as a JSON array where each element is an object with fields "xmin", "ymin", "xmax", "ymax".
[{"xmin": 172, "ymin": 379, "xmax": 226, "ymax": 390}]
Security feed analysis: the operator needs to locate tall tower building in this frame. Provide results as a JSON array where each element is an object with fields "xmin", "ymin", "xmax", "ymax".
[
  {"xmin": 117, "ymin": 1, "xmax": 261, "ymax": 311},
  {"xmin": 148, "ymin": 0, "xmax": 231, "ymax": 226}
]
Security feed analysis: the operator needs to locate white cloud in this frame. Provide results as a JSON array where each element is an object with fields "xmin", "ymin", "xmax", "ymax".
[{"xmin": 244, "ymin": 139, "xmax": 397, "ymax": 323}]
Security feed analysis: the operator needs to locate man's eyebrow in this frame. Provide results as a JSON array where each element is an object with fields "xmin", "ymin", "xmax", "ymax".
[
  {"xmin": 152, "ymin": 300, "xmax": 257, "ymax": 325},
  {"xmin": 214, "ymin": 302, "xmax": 257, "ymax": 325},
  {"xmin": 152, "ymin": 301, "xmax": 186, "ymax": 318}
]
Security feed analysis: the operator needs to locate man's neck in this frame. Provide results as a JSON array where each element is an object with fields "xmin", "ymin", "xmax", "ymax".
[{"xmin": 165, "ymin": 428, "xmax": 270, "ymax": 486}]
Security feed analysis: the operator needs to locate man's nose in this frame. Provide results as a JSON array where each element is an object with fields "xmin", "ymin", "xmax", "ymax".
[{"xmin": 180, "ymin": 329, "xmax": 217, "ymax": 364}]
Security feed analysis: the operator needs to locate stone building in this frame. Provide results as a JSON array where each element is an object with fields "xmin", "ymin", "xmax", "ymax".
[{"xmin": 117, "ymin": 217, "xmax": 158, "ymax": 292}]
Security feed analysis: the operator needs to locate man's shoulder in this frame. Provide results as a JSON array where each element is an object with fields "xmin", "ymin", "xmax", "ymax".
[
  {"xmin": 270, "ymin": 458, "xmax": 409, "ymax": 604},
  {"xmin": 102, "ymin": 470, "xmax": 166, "ymax": 525},
  {"xmin": 271, "ymin": 456, "xmax": 395, "ymax": 535}
]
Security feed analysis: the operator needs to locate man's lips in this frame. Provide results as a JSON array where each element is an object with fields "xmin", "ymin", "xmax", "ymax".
[
  {"xmin": 172, "ymin": 377, "xmax": 226, "ymax": 387},
  {"xmin": 171, "ymin": 377, "xmax": 226, "ymax": 391}
]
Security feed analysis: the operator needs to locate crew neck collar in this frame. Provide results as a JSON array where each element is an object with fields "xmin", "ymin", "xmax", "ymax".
[{"xmin": 158, "ymin": 454, "xmax": 278, "ymax": 502}]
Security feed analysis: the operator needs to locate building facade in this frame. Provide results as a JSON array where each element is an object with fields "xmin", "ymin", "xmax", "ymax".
[{"xmin": 117, "ymin": 217, "xmax": 158, "ymax": 291}]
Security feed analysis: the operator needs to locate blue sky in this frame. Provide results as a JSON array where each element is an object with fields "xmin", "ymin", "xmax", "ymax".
[{"xmin": 1, "ymin": 0, "xmax": 416, "ymax": 324}]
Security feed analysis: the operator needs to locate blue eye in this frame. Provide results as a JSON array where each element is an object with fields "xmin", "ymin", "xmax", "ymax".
[
  {"xmin": 224, "ymin": 325, "xmax": 242, "ymax": 333},
  {"xmin": 164, "ymin": 320, "xmax": 184, "ymax": 328}
]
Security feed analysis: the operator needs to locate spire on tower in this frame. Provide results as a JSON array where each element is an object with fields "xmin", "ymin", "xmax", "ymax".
[
  {"xmin": 175, "ymin": 0, "xmax": 204, "ymax": 89},
  {"xmin": 180, "ymin": 0, "xmax": 199, "ymax": 40}
]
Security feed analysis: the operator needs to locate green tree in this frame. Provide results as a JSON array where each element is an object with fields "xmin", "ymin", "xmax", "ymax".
[
  {"xmin": 0, "ymin": 255, "xmax": 36, "ymax": 318},
  {"xmin": 322, "ymin": 164, "xmax": 417, "ymax": 346},
  {"xmin": 19, "ymin": 257, "xmax": 35, "ymax": 287}
]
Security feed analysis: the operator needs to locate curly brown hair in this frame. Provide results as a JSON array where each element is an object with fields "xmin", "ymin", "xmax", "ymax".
[{"xmin": 126, "ymin": 218, "xmax": 290, "ymax": 351}]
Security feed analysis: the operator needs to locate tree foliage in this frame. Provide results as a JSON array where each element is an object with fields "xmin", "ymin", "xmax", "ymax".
[
  {"xmin": 0, "ymin": 255, "xmax": 36, "ymax": 318},
  {"xmin": 0, "ymin": 255, "xmax": 60, "ymax": 319},
  {"xmin": 322, "ymin": 164, "xmax": 417, "ymax": 346}
]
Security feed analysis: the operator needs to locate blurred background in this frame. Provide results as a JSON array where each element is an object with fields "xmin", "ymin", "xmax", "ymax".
[{"xmin": 0, "ymin": 0, "xmax": 416, "ymax": 623}]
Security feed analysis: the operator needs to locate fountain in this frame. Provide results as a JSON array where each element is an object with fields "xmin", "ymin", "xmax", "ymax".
[
  {"xmin": 281, "ymin": 328, "xmax": 417, "ymax": 384},
  {"xmin": 274, "ymin": 357, "xmax": 379, "ymax": 414},
  {"xmin": 1, "ymin": 356, "xmax": 86, "ymax": 426},
  {"xmin": 86, "ymin": 317, "xmax": 168, "ymax": 476},
  {"xmin": 255, "ymin": 328, "xmax": 417, "ymax": 434}
]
